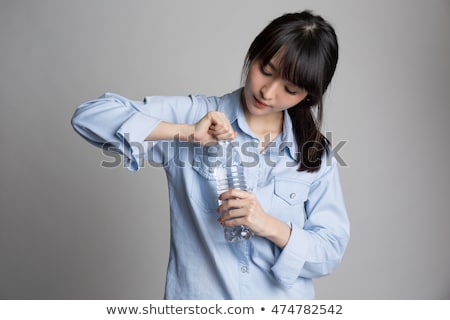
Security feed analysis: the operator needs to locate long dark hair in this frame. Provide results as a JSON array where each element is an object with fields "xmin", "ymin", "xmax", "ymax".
[{"xmin": 242, "ymin": 10, "xmax": 339, "ymax": 172}]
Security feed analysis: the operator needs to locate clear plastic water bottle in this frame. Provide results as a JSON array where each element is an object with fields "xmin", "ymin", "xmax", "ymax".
[{"xmin": 214, "ymin": 140, "xmax": 253, "ymax": 242}]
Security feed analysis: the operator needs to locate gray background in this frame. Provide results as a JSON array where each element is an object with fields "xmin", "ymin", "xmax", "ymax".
[{"xmin": 1, "ymin": 0, "xmax": 449, "ymax": 299}]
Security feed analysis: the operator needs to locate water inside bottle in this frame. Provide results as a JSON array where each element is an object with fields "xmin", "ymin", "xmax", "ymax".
[{"xmin": 214, "ymin": 141, "xmax": 253, "ymax": 242}]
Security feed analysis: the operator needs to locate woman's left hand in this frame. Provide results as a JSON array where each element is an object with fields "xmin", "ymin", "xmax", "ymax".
[{"xmin": 217, "ymin": 189, "xmax": 291, "ymax": 248}]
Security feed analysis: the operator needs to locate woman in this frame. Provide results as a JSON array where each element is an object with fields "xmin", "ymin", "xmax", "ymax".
[{"xmin": 71, "ymin": 10, "xmax": 350, "ymax": 299}]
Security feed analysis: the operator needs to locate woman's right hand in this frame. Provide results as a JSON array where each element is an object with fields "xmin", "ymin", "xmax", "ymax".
[
  {"xmin": 146, "ymin": 111, "xmax": 236, "ymax": 145},
  {"xmin": 191, "ymin": 111, "xmax": 237, "ymax": 145}
]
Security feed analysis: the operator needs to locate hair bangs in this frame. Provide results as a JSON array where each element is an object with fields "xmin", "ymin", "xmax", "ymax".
[
  {"xmin": 245, "ymin": 31, "xmax": 325, "ymax": 99},
  {"xmin": 277, "ymin": 42, "xmax": 324, "ymax": 98}
]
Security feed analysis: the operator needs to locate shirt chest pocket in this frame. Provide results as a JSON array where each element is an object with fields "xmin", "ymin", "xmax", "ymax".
[{"xmin": 270, "ymin": 177, "xmax": 311, "ymax": 227}]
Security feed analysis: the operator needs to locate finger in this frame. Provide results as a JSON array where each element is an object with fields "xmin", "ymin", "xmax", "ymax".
[
  {"xmin": 217, "ymin": 208, "xmax": 247, "ymax": 223},
  {"xmin": 217, "ymin": 198, "xmax": 245, "ymax": 213},
  {"xmin": 219, "ymin": 215, "xmax": 248, "ymax": 227},
  {"xmin": 209, "ymin": 112, "xmax": 234, "ymax": 135},
  {"xmin": 209, "ymin": 112, "xmax": 228, "ymax": 127},
  {"xmin": 219, "ymin": 189, "xmax": 251, "ymax": 201},
  {"xmin": 207, "ymin": 128, "xmax": 234, "ymax": 141},
  {"xmin": 208, "ymin": 127, "xmax": 228, "ymax": 137},
  {"xmin": 209, "ymin": 123, "xmax": 234, "ymax": 136}
]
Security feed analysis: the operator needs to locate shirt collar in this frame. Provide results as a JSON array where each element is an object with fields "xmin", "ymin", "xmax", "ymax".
[
  {"xmin": 218, "ymin": 88, "xmax": 240, "ymax": 124},
  {"xmin": 219, "ymin": 88, "xmax": 299, "ymax": 161}
]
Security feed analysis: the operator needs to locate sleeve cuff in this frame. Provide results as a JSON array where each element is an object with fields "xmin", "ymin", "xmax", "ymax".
[
  {"xmin": 116, "ymin": 112, "xmax": 161, "ymax": 171},
  {"xmin": 271, "ymin": 223, "xmax": 311, "ymax": 288}
]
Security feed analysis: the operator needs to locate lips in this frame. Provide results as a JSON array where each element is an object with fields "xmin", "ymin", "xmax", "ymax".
[{"xmin": 253, "ymin": 96, "xmax": 270, "ymax": 108}]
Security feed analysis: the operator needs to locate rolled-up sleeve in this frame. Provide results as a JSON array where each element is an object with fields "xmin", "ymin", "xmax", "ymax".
[
  {"xmin": 71, "ymin": 93, "xmax": 208, "ymax": 171},
  {"xmin": 271, "ymin": 156, "xmax": 350, "ymax": 287}
]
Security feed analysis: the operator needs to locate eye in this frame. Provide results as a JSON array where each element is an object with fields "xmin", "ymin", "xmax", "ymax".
[
  {"xmin": 285, "ymin": 85, "xmax": 300, "ymax": 95},
  {"xmin": 285, "ymin": 83, "xmax": 306, "ymax": 96},
  {"xmin": 259, "ymin": 63, "xmax": 272, "ymax": 76}
]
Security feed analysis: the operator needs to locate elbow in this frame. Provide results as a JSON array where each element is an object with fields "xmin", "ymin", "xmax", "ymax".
[
  {"xmin": 70, "ymin": 96, "xmax": 109, "ymax": 142},
  {"xmin": 70, "ymin": 102, "xmax": 106, "ymax": 147},
  {"xmin": 70, "ymin": 106, "xmax": 92, "ymax": 140},
  {"xmin": 302, "ymin": 233, "xmax": 350, "ymax": 279},
  {"xmin": 70, "ymin": 107, "xmax": 84, "ymax": 137},
  {"xmin": 70, "ymin": 109, "xmax": 82, "ymax": 134}
]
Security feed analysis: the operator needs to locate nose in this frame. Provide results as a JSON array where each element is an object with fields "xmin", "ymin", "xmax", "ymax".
[{"xmin": 260, "ymin": 80, "xmax": 277, "ymax": 101}]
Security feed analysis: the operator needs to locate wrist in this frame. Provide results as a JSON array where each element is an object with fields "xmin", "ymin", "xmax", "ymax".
[
  {"xmin": 264, "ymin": 216, "xmax": 291, "ymax": 249},
  {"xmin": 147, "ymin": 122, "xmax": 194, "ymax": 141},
  {"xmin": 178, "ymin": 124, "xmax": 195, "ymax": 142}
]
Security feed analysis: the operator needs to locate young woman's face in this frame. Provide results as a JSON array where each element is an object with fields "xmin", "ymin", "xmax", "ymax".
[{"xmin": 243, "ymin": 57, "xmax": 308, "ymax": 116}]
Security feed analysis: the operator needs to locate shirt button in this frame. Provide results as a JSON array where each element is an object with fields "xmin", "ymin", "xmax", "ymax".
[
  {"xmin": 290, "ymin": 193, "xmax": 296, "ymax": 199},
  {"xmin": 241, "ymin": 266, "xmax": 248, "ymax": 273}
]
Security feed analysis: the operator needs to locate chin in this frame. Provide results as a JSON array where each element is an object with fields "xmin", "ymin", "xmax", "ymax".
[{"xmin": 249, "ymin": 105, "xmax": 272, "ymax": 116}]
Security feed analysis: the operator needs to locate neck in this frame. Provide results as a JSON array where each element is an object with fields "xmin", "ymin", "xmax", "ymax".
[
  {"xmin": 245, "ymin": 109, "xmax": 283, "ymax": 133},
  {"xmin": 241, "ymin": 92, "xmax": 284, "ymax": 151}
]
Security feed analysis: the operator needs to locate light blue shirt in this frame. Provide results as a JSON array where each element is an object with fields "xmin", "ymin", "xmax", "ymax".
[{"xmin": 71, "ymin": 88, "xmax": 350, "ymax": 299}]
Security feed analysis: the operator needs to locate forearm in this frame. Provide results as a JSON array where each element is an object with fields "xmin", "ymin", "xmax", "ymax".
[
  {"xmin": 271, "ymin": 159, "xmax": 350, "ymax": 286},
  {"xmin": 262, "ymin": 215, "xmax": 292, "ymax": 249},
  {"xmin": 145, "ymin": 121, "xmax": 194, "ymax": 142}
]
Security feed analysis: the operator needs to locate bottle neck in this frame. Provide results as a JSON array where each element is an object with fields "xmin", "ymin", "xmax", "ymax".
[{"xmin": 218, "ymin": 140, "xmax": 238, "ymax": 167}]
